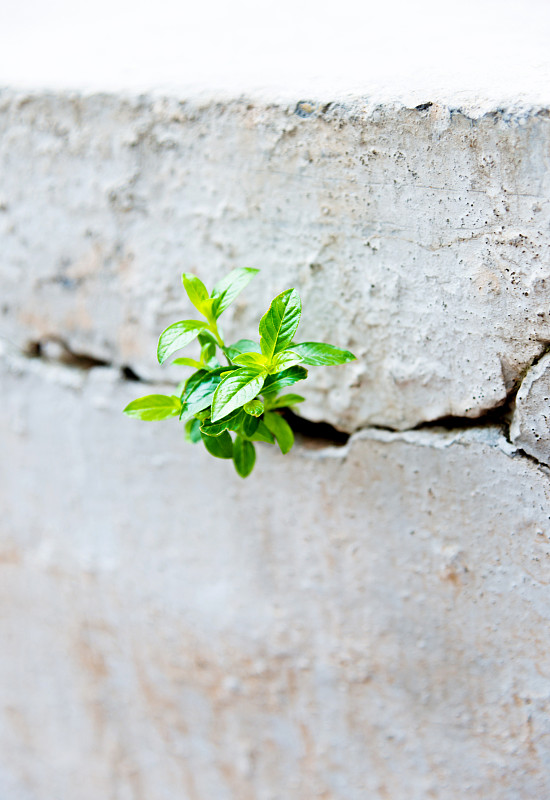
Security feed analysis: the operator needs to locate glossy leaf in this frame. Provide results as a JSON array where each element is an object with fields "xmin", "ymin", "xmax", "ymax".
[
  {"xmin": 173, "ymin": 357, "xmax": 203, "ymax": 369},
  {"xmin": 226, "ymin": 339, "xmax": 262, "ymax": 360},
  {"xmin": 184, "ymin": 417, "xmax": 202, "ymax": 443},
  {"xmin": 243, "ymin": 398, "xmax": 264, "ymax": 416},
  {"xmin": 182, "ymin": 272, "xmax": 210, "ymax": 315},
  {"xmin": 180, "ymin": 369, "xmax": 208, "ymax": 399},
  {"xmin": 232, "ymin": 352, "xmax": 269, "ymax": 369},
  {"xmin": 180, "ymin": 369, "xmax": 227, "ymax": 421},
  {"xmin": 264, "ymin": 411, "xmax": 294, "ymax": 454},
  {"xmin": 182, "ymin": 365, "xmax": 232, "ymax": 393},
  {"xmin": 200, "ymin": 339, "xmax": 217, "ymax": 366},
  {"xmin": 211, "ymin": 367, "xmax": 267, "ymax": 422},
  {"xmin": 270, "ymin": 350, "xmax": 303, "ymax": 372},
  {"xmin": 198, "ymin": 330, "xmax": 219, "ymax": 347},
  {"xmin": 211, "ymin": 268, "xmax": 259, "ymax": 318},
  {"xmin": 157, "ymin": 320, "xmax": 207, "ymax": 364},
  {"xmin": 290, "ymin": 341, "xmax": 356, "ymax": 366},
  {"xmin": 262, "ymin": 366, "xmax": 308, "ymax": 396},
  {"xmin": 265, "ymin": 393, "xmax": 305, "ymax": 410},
  {"xmin": 201, "ymin": 408, "xmax": 243, "ymax": 437},
  {"xmin": 242, "ymin": 413, "xmax": 259, "ymax": 437},
  {"xmin": 259, "ymin": 289, "xmax": 301, "ymax": 359},
  {"xmin": 233, "ymin": 436, "xmax": 256, "ymax": 477},
  {"xmin": 123, "ymin": 394, "xmax": 181, "ymax": 421},
  {"xmin": 201, "ymin": 430, "xmax": 233, "ymax": 459},
  {"xmin": 245, "ymin": 420, "xmax": 275, "ymax": 444}
]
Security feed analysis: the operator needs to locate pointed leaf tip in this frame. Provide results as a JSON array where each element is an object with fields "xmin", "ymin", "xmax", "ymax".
[
  {"xmin": 181, "ymin": 273, "xmax": 210, "ymax": 316},
  {"xmin": 233, "ymin": 436, "xmax": 256, "ymax": 477},
  {"xmin": 123, "ymin": 394, "xmax": 182, "ymax": 421},
  {"xmin": 264, "ymin": 411, "xmax": 294, "ymax": 454},
  {"xmin": 291, "ymin": 342, "xmax": 356, "ymax": 366},
  {"xmin": 157, "ymin": 320, "xmax": 208, "ymax": 364},
  {"xmin": 211, "ymin": 367, "xmax": 267, "ymax": 422},
  {"xmin": 259, "ymin": 288, "xmax": 302, "ymax": 360},
  {"xmin": 211, "ymin": 268, "xmax": 259, "ymax": 318}
]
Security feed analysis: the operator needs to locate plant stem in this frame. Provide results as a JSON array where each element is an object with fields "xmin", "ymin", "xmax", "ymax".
[{"xmin": 208, "ymin": 320, "xmax": 225, "ymax": 349}]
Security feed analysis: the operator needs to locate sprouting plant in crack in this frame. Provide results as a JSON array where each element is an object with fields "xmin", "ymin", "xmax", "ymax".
[{"xmin": 123, "ymin": 268, "xmax": 356, "ymax": 477}]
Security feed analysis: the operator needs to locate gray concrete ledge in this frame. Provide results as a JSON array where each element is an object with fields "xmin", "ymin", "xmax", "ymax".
[{"xmin": 2, "ymin": 90, "xmax": 550, "ymax": 433}]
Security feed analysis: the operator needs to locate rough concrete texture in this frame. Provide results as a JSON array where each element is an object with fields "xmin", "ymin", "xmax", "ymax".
[
  {"xmin": 3, "ymin": 84, "xmax": 550, "ymax": 800},
  {"xmin": 2, "ymin": 91, "xmax": 550, "ymax": 431},
  {"xmin": 2, "ymin": 350, "xmax": 550, "ymax": 800},
  {"xmin": 511, "ymin": 350, "xmax": 550, "ymax": 465}
]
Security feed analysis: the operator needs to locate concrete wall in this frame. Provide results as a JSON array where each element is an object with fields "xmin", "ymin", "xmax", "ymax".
[{"xmin": 2, "ymin": 89, "xmax": 550, "ymax": 799}]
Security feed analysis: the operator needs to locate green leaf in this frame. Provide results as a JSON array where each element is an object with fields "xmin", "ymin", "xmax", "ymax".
[
  {"xmin": 211, "ymin": 367, "xmax": 267, "ymax": 422},
  {"xmin": 243, "ymin": 398, "xmax": 264, "ymax": 416},
  {"xmin": 290, "ymin": 342, "xmax": 356, "ymax": 366},
  {"xmin": 200, "ymin": 408, "xmax": 244, "ymax": 437},
  {"xmin": 200, "ymin": 339, "xmax": 217, "ymax": 366},
  {"xmin": 211, "ymin": 268, "xmax": 259, "ymax": 318},
  {"xmin": 157, "ymin": 320, "xmax": 208, "ymax": 364},
  {"xmin": 226, "ymin": 410, "xmax": 247, "ymax": 432},
  {"xmin": 185, "ymin": 417, "xmax": 202, "ymax": 443},
  {"xmin": 123, "ymin": 394, "xmax": 181, "ymax": 421},
  {"xmin": 262, "ymin": 366, "xmax": 308, "ymax": 396},
  {"xmin": 181, "ymin": 365, "xmax": 232, "ymax": 394},
  {"xmin": 198, "ymin": 330, "xmax": 219, "ymax": 347},
  {"xmin": 182, "ymin": 272, "xmax": 210, "ymax": 315},
  {"xmin": 226, "ymin": 339, "xmax": 262, "ymax": 360},
  {"xmin": 259, "ymin": 289, "xmax": 302, "ymax": 359},
  {"xmin": 264, "ymin": 411, "xmax": 294, "ymax": 454},
  {"xmin": 180, "ymin": 368, "xmax": 208, "ymax": 399},
  {"xmin": 232, "ymin": 352, "xmax": 269, "ymax": 369},
  {"xmin": 242, "ymin": 413, "xmax": 259, "ymax": 437},
  {"xmin": 265, "ymin": 393, "xmax": 305, "ymax": 410},
  {"xmin": 270, "ymin": 350, "xmax": 303, "ymax": 372},
  {"xmin": 201, "ymin": 430, "xmax": 233, "ymax": 459},
  {"xmin": 245, "ymin": 420, "xmax": 274, "ymax": 444},
  {"xmin": 180, "ymin": 368, "xmax": 227, "ymax": 421},
  {"xmin": 233, "ymin": 436, "xmax": 256, "ymax": 477},
  {"xmin": 173, "ymin": 357, "xmax": 204, "ymax": 369}
]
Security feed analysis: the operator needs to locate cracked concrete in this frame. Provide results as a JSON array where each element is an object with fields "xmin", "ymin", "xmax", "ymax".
[
  {"xmin": 3, "ymin": 91, "xmax": 550, "ymax": 433},
  {"xmin": 6, "ymin": 338, "xmax": 542, "ymax": 463},
  {"xmin": 511, "ymin": 351, "xmax": 550, "ymax": 467},
  {"xmin": 3, "ymin": 86, "xmax": 550, "ymax": 800},
  {"xmin": 2, "ymin": 351, "xmax": 550, "ymax": 800}
]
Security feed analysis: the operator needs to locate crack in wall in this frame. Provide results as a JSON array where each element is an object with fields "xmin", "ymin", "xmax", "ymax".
[
  {"xmin": 16, "ymin": 336, "xmax": 550, "ymax": 472},
  {"xmin": 25, "ymin": 337, "xmax": 147, "ymax": 383},
  {"xmin": 282, "ymin": 408, "xmax": 350, "ymax": 447},
  {"xmin": 26, "ymin": 338, "xmax": 110, "ymax": 370}
]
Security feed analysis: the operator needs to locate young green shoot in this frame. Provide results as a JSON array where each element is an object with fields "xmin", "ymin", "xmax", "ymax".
[{"xmin": 124, "ymin": 268, "xmax": 356, "ymax": 477}]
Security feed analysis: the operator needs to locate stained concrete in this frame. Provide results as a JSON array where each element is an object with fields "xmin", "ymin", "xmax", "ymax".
[
  {"xmin": 3, "ymin": 83, "xmax": 550, "ymax": 800},
  {"xmin": 2, "ymin": 352, "xmax": 550, "ymax": 800}
]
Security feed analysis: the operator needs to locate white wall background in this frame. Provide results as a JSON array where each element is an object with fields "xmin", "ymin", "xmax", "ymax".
[{"xmin": 1, "ymin": 0, "xmax": 550, "ymax": 105}]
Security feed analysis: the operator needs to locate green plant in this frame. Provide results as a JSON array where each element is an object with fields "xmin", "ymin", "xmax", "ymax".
[{"xmin": 123, "ymin": 269, "xmax": 356, "ymax": 477}]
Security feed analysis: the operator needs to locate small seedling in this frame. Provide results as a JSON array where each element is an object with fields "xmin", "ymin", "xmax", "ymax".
[{"xmin": 124, "ymin": 268, "xmax": 355, "ymax": 477}]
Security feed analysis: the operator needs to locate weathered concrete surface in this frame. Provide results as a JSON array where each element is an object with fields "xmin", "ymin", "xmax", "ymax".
[
  {"xmin": 3, "ymin": 80, "xmax": 550, "ymax": 800},
  {"xmin": 511, "ymin": 350, "xmax": 550, "ymax": 465},
  {"xmin": 2, "ymin": 349, "xmax": 550, "ymax": 800},
  {"xmin": 2, "ymin": 91, "xmax": 550, "ymax": 431}
]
